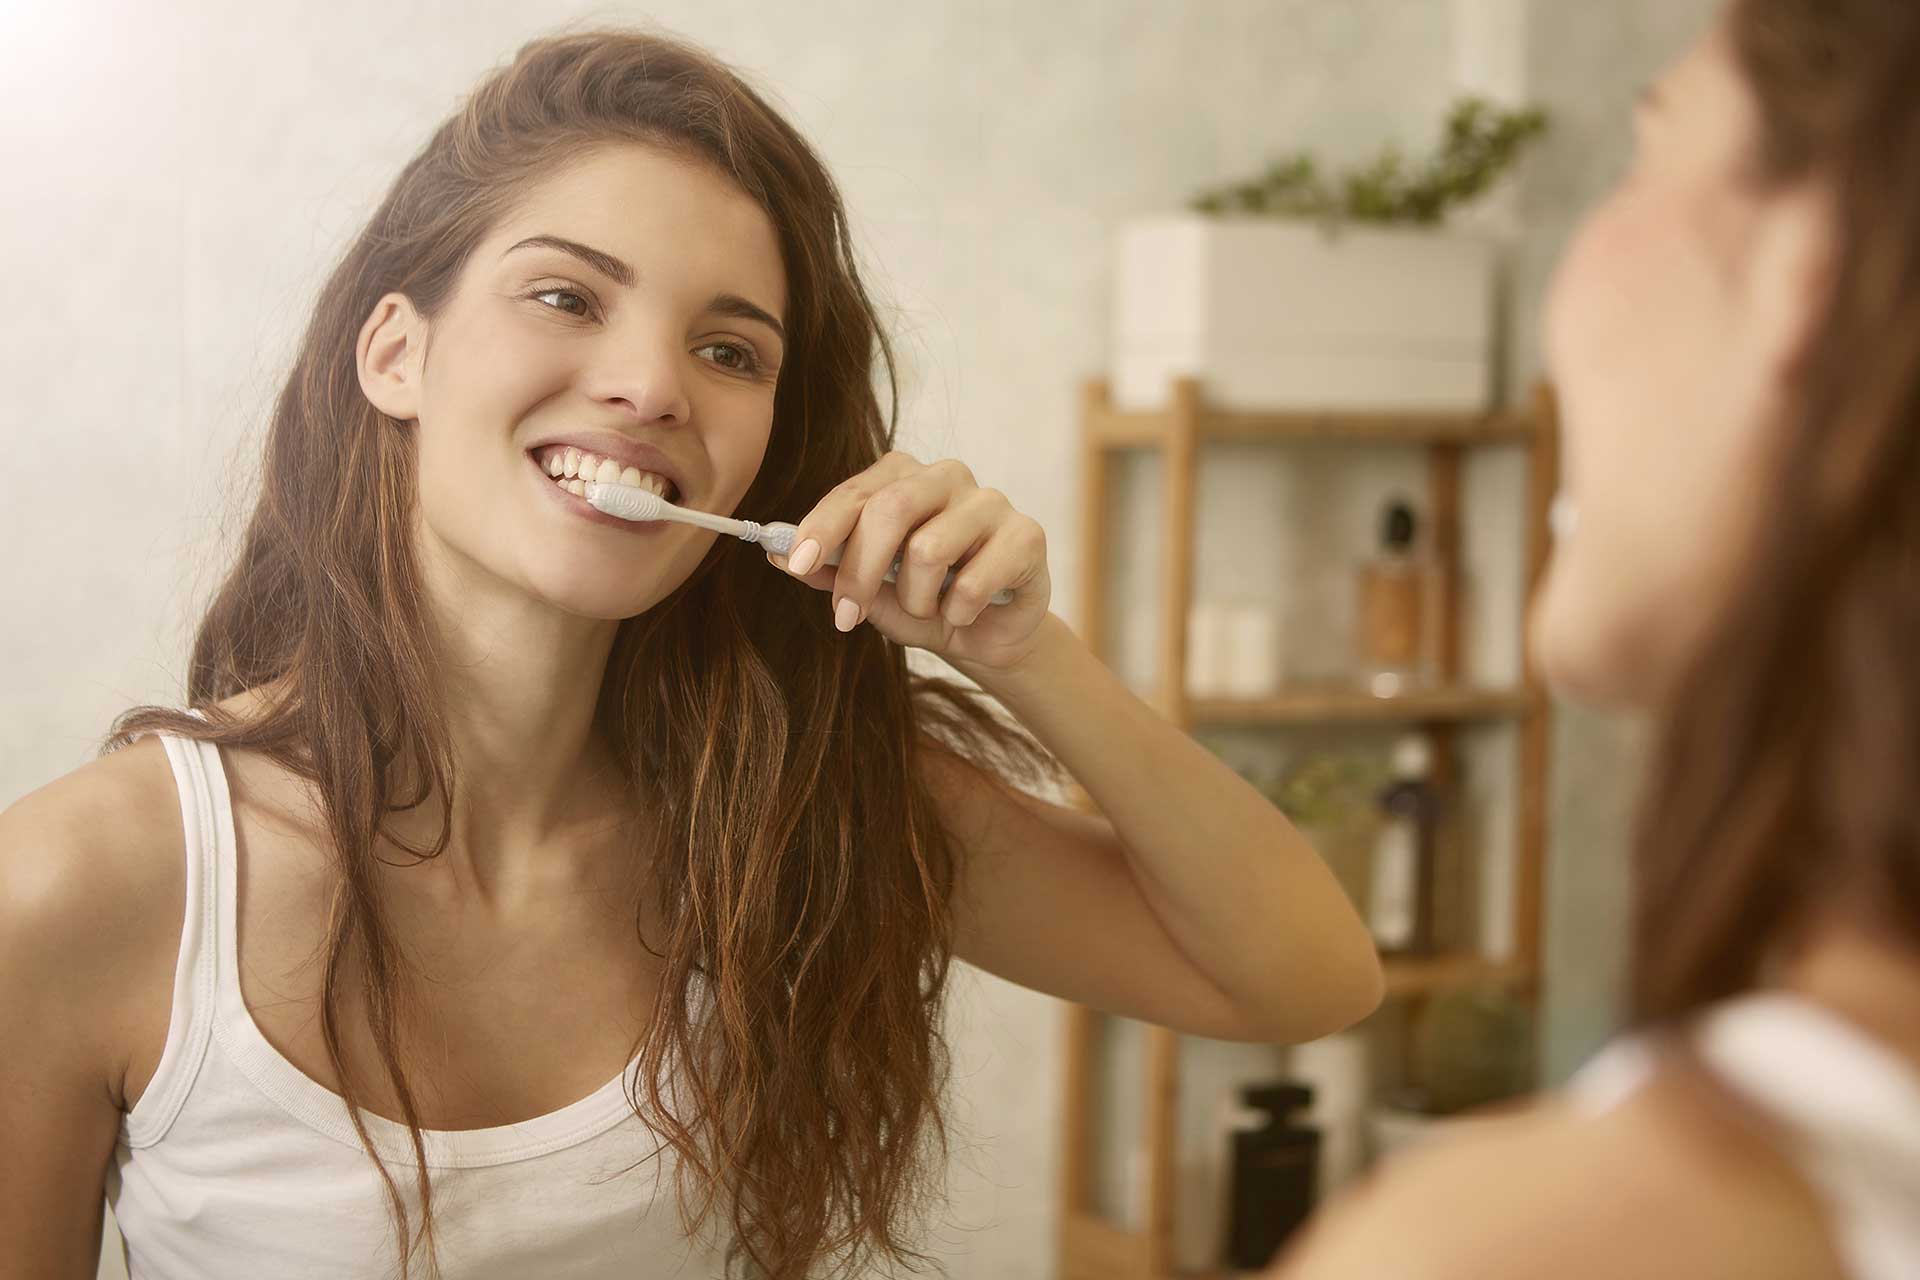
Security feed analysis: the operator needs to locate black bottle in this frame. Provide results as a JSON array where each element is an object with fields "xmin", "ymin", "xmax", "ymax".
[{"xmin": 1225, "ymin": 1082, "xmax": 1321, "ymax": 1270}]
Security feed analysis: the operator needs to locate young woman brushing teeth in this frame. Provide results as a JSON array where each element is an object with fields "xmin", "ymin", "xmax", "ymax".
[{"xmin": 0, "ymin": 27, "xmax": 1379, "ymax": 1280}]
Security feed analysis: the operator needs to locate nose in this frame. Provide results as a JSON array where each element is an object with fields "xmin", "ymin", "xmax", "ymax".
[{"xmin": 584, "ymin": 339, "xmax": 692, "ymax": 426}]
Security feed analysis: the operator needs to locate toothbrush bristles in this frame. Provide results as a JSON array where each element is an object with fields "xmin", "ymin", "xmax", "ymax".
[{"xmin": 582, "ymin": 481, "xmax": 754, "ymax": 539}]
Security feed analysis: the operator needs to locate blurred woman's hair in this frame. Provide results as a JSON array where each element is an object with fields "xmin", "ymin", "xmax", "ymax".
[
  {"xmin": 1630, "ymin": 0, "xmax": 1919, "ymax": 1022},
  {"xmin": 105, "ymin": 27, "xmax": 1060, "ymax": 1280}
]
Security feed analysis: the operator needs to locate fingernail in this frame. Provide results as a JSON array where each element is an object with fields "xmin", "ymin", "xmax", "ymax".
[
  {"xmin": 834, "ymin": 597, "xmax": 860, "ymax": 632},
  {"xmin": 789, "ymin": 539, "xmax": 821, "ymax": 575}
]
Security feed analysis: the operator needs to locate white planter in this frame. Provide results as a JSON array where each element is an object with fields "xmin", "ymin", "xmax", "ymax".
[{"xmin": 1111, "ymin": 215, "xmax": 1499, "ymax": 413}]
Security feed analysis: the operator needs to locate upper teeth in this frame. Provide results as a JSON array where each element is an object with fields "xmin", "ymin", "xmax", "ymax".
[{"xmin": 537, "ymin": 446, "xmax": 675, "ymax": 498}]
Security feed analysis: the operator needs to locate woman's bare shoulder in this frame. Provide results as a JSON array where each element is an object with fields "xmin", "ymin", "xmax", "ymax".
[
  {"xmin": 1270, "ymin": 1061, "xmax": 1846, "ymax": 1280},
  {"xmin": 0, "ymin": 733, "xmax": 186, "ymax": 912},
  {"xmin": 0, "ymin": 734, "xmax": 188, "ymax": 1099}
]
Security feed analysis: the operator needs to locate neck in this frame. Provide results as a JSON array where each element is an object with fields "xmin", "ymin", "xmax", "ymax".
[
  {"xmin": 1780, "ymin": 905, "xmax": 1920, "ymax": 1071},
  {"xmin": 382, "ymin": 535, "xmax": 644, "ymax": 915}
]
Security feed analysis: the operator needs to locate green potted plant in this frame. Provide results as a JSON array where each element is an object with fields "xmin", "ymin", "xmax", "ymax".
[
  {"xmin": 1111, "ymin": 98, "xmax": 1548, "ymax": 414},
  {"xmin": 1266, "ymin": 753, "xmax": 1388, "ymax": 908},
  {"xmin": 1368, "ymin": 980, "xmax": 1536, "ymax": 1159}
]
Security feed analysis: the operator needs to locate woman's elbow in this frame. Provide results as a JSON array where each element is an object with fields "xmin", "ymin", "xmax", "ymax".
[{"xmin": 1307, "ymin": 940, "xmax": 1386, "ymax": 1039}]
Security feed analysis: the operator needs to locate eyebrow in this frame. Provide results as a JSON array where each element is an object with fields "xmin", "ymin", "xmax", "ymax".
[
  {"xmin": 706, "ymin": 293, "xmax": 787, "ymax": 343},
  {"xmin": 502, "ymin": 233, "xmax": 786, "ymax": 342}
]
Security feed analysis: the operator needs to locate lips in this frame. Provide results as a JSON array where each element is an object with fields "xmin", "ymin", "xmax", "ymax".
[{"xmin": 523, "ymin": 435, "xmax": 690, "ymax": 502}]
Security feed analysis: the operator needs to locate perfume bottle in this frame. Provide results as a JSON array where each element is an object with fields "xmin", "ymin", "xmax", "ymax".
[
  {"xmin": 1367, "ymin": 733, "xmax": 1439, "ymax": 956},
  {"xmin": 1355, "ymin": 498, "xmax": 1438, "ymax": 695},
  {"xmin": 1224, "ymin": 1082, "xmax": 1320, "ymax": 1270}
]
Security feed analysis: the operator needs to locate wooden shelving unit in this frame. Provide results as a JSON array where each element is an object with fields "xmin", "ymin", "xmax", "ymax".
[
  {"xmin": 1058, "ymin": 375, "xmax": 1560, "ymax": 1280},
  {"xmin": 1186, "ymin": 687, "xmax": 1535, "ymax": 727}
]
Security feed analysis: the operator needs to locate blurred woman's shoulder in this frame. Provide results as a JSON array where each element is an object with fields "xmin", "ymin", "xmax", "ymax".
[{"xmin": 1271, "ymin": 1051, "xmax": 1846, "ymax": 1280}]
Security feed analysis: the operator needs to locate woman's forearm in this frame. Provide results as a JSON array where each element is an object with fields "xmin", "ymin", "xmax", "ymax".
[{"xmin": 955, "ymin": 612, "xmax": 1384, "ymax": 1041}]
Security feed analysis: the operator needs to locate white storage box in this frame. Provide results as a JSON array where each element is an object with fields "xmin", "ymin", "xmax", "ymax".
[{"xmin": 1112, "ymin": 215, "xmax": 1498, "ymax": 413}]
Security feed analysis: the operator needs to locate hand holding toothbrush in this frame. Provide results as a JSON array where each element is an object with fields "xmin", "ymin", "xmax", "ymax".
[
  {"xmin": 763, "ymin": 451, "xmax": 1052, "ymax": 672},
  {"xmin": 584, "ymin": 450, "xmax": 1051, "ymax": 670}
]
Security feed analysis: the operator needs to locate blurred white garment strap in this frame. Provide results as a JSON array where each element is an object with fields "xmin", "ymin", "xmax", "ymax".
[{"xmin": 1568, "ymin": 991, "xmax": 1920, "ymax": 1280}]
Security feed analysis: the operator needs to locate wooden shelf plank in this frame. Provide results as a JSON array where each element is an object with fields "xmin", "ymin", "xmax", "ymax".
[
  {"xmin": 1060, "ymin": 1212, "xmax": 1153, "ymax": 1280},
  {"xmin": 1186, "ymin": 686, "xmax": 1534, "ymax": 726},
  {"xmin": 1383, "ymin": 954, "xmax": 1534, "ymax": 997},
  {"xmin": 1202, "ymin": 406, "xmax": 1536, "ymax": 445},
  {"xmin": 1089, "ymin": 406, "xmax": 1181, "ymax": 448},
  {"xmin": 1088, "ymin": 402, "xmax": 1537, "ymax": 450}
]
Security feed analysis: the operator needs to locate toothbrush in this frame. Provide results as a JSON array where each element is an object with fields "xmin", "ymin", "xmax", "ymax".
[{"xmin": 582, "ymin": 482, "xmax": 1015, "ymax": 606}]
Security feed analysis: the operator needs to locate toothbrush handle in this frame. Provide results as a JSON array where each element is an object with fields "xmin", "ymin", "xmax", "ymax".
[
  {"xmin": 760, "ymin": 523, "xmax": 1013, "ymax": 606},
  {"xmin": 827, "ymin": 545, "xmax": 1016, "ymax": 608},
  {"xmin": 891, "ymin": 559, "xmax": 1016, "ymax": 607}
]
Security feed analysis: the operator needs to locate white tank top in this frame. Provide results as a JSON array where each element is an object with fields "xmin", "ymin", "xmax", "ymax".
[
  {"xmin": 1567, "ymin": 989, "xmax": 1920, "ymax": 1280},
  {"xmin": 105, "ymin": 727, "xmax": 733, "ymax": 1278}
]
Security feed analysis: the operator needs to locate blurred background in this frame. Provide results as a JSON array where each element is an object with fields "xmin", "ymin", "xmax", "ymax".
[{"xmin": 0, "ymin": 1, "xmax": 1715, "ymax": 1276}]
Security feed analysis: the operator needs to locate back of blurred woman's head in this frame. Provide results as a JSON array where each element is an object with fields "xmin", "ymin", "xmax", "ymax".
[{"xmin": 1630, "ymin": 0, "xmax": 1920, "ymax": 1023}]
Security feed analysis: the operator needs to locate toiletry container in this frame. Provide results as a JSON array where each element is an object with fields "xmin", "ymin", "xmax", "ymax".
[
  {"xmin": 1223, "ymin": 601, "xmax": 1282, "ymax": 697},
  {"xmin": 1188, "ymin": 602, "xmax": 1232, "ymax": 696},
  {"xmin": 1367, "ymin": 733, "xmax": 1440, "ymax": 955},
  {"xmin": 1224, "ymin": 1082, "xmax": 1320, "ymax": 1270},
  {"xmin": 1190, "ymin": 600, "xmax": 1283, "ymax": 698},
  {"xmin": 1287, "ymin": 1032, "xmax": 1371, "ymax": 1196},
  {"xmin": 1355, "ymin": 498, "xmax": 1441, "ymax": 695}
]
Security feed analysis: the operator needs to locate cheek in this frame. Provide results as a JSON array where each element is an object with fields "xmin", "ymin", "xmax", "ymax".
[
  {"xmin": 709, "ymin": 414, "xmax": 776, "ymax": 510},
  {"xmin": 423, "ymin": 303, "xmax": 576, "ymax": 421},
  {"xmin": 1544, "ymin": 195, "xmax": 1672, "ymax": 420},
  {"xmin": 410, "ymin": 311, "xmax": 569, "ymax": 548},
  {"xmin": 1534, "ymin": 192, "xmax": 1755, "ymax": 707}
]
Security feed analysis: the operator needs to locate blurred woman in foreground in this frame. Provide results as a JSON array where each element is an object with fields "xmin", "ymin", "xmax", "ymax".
[{"xmin": 1277, "ymin": 0, "xmax": 1920, "ymax": 1276}]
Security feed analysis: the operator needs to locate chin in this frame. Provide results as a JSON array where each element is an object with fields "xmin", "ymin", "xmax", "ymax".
[
  {"xmin": 521, "ymin": 566, "xmax": 664, "ymax": 623},
  {"xmin": 1527, "ymin": 567, "xmax": 1656, "ymax": 712},
  {"xmin": 553, "ymin": 588, "xmax": 664, "ymax": 622}
]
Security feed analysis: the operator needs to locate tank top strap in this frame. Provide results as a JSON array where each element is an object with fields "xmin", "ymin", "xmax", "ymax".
[
  {"xmin": 179, "ymin": 722, "xmax": 251, "ymax": 1049},
  {"xmin": 1690, "ymin": 992, "xmax": 1920, "ymax": 1280},
  {"xmin": 120, "ymin": 713, "xmax": 224, "ymax": 1148},
  {"xmin": 1566, "ymin": 1027, "xmax": 1665, "ymax": 1116},
  {"xmin": 1568, "ymin": 991, "xmax": 1920, "ymax": 1280}
]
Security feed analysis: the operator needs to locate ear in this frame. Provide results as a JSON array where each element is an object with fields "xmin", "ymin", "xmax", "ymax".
[
  {"xmin": 356, "ymin": 292, "xmax": 427, "ymax": 423},
  {"xmin": 1746, "ymin": 181, "xmax": 1837, "ymax": 384}
]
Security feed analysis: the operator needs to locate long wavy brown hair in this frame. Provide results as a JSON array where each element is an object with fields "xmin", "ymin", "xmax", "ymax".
[
  {"xmin": 1629, "ymin": 0, "xmax": 1920, "ymax": 1024},
  {"xmin": 105, "ymin": 27, "xmax": 1061, "ymax": 1280}
]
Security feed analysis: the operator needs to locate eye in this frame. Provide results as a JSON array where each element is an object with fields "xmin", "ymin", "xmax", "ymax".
[
  {"xmin": 528, "ymin": 287, "xmax": 595, "ymax": 319},
  {"xmin": 695, "ymin": 341, "xmax": 763, "ymax": 375}
]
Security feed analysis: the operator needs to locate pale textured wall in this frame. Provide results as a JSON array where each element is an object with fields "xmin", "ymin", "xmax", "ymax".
[{"xmin": 0, "ymin": 2, "xmax": 1710, "ymax": 1276}]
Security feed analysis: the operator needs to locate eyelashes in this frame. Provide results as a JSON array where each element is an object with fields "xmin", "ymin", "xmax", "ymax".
[{"xmin": 523, "ymin": 285, "xmax": 769, "ymax": 377}]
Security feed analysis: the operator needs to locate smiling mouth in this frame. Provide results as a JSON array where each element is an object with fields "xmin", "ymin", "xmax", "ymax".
[{"xmin": 530, "ymin": 445, "xmax": 681, "ymax": 503}]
